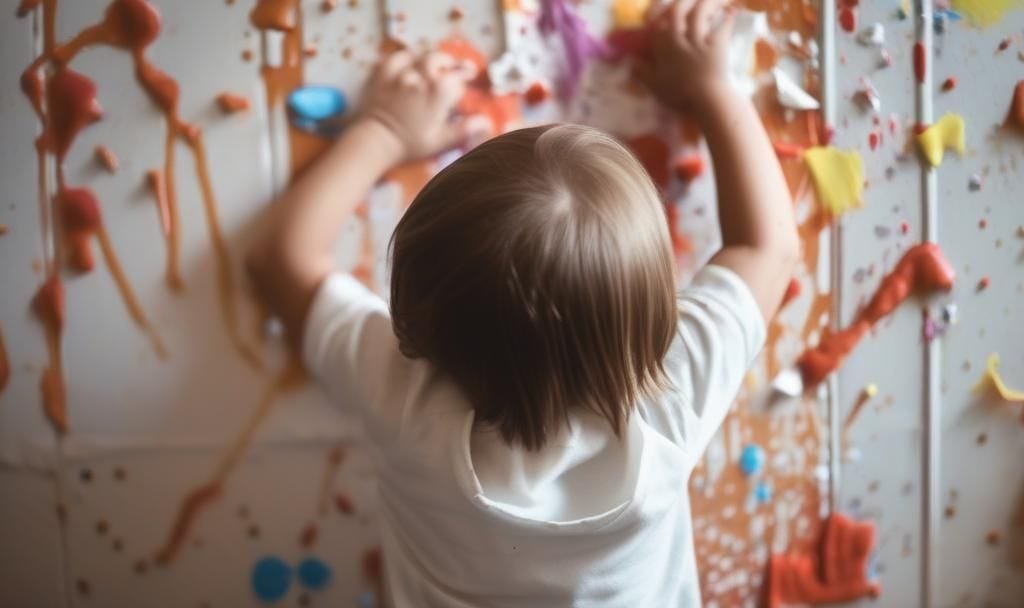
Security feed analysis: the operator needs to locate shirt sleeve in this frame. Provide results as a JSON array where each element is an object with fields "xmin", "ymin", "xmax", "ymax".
[
  {"xmin": 638, "ymin": 264, "xmax": 767, "ymax": 459},
  {"xmin": 302, "ymin": 273, "xmax": 407, "ymax": 438}
]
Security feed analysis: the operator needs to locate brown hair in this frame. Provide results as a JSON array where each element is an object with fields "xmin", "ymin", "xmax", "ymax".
[{"xmin": 389, "ymin": 124, "xmax": 676, "ymax": 450}]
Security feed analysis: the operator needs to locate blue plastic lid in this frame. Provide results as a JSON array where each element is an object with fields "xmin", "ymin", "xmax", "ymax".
[{"xmin": 287, "ymin": 85, "xmax": 348, "ymax": 121}]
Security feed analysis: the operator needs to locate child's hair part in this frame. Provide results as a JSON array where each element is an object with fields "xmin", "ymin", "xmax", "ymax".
[{"xmin": 389, "ymin": 124, "xmax": 677, "ymax": 450}]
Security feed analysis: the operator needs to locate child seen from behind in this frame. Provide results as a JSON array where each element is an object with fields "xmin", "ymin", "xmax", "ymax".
[{"xmin": 248, "ymin": 0, "xmax": 799, "ymax": 605}]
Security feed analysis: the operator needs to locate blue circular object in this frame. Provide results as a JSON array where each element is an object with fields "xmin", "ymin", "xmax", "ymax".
[
  {"xmin": 251, "ymin": 556, "xmax": 292, "ymax": 603},
  {"xmin": 297, "ymin": 556, "xmax": 333, "ymax": 591},
  {"xmin": 287, "ymin": 85, "xmax": 347, "ymax": 121},
  {"xmin": 754, "ymin": 480, "xmax": 772, "ymax": 503},
  {"xmin": 739, "ymin": 444, "xmax": 765, "ymax": 477}
]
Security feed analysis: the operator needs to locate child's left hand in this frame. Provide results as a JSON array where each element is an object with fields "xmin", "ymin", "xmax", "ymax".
[{"xmin": 358, "ymin": 49, "xmax": 486, "ymax": 162}]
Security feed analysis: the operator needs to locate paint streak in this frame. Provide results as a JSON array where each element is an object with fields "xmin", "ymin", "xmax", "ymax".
[
  {"xmin": 17, "ymin": 0, "xmax": 261, "ymax": 423},
  {"xmin": 798, "ymin": 243, "xmax": 955, "ymax": 388},
  {"xmin": 913, "ymin": 42, "xmax": 925, "ymax": 84},
  {"xmin": 32, "ymin": 275, "xmax": 66, "ymax": 434},
  {"xmin": 765, "ymin": 513, "xmax": 880, "ymax": 607},
  {"xmin": 154, "ymin": 360, "xmax": 305, "ymax": 564}
]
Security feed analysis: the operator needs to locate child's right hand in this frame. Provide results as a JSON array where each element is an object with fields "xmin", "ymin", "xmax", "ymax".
[
  {"xmin": 358, "ymin": 49, "xmax": 486, "ymax": 162},
  {"xmin": 636, "ymin": 0, "xmax": 737, "ymax": 114}
]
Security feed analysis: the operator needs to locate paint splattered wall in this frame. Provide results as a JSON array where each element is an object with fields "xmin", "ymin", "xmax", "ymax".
[{"xmin": 1, "ymin": 1, "xmax": 1022, "ymax": 607}]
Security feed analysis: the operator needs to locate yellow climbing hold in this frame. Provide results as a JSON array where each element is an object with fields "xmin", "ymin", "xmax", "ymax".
[
  {"xmin": 974, "ymin": 353, "xmax": 1024, "ymax": 403},
  {"xmin": 804, "ymin": 146, "xmax": 864, "ymax": 215},
  {"xmin": 951, "ymin": 0, "xmax": 1024, "ymax": 28},
  {"xmin": 612, "ymin": 0, "xmax": 651, "ymax": 28},
  {"xmin": 917, "ymin": 113, "xmax": 965, "ymax": 168}
]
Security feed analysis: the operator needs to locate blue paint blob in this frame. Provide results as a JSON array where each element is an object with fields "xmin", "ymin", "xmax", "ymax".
[
  {"xmin": 288, "ymin": 86, "xmax": 347, "ymax": 121},
  {"xmin": 297, "ymin": 557, "xmax": 333, "ymax": 591},
  {"xmin": 754, "ymin": 480, "xmax": 772, "ymax": 504},
  {"xmin": 251, "ymin": 556, "xmax": 292, "ymax": 603},
  {"xmin": 355, "ymin": 591, "xmax": 377, "ymax": 608},
  {"xmin": 739, "ymin": 444, "xmax": 765, "ymax": 477}
]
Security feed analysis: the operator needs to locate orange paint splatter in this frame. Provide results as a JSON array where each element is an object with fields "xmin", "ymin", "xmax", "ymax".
[
  {"xmin": 154, "ymin": 361, "xmax": 305, "ymax": 564},
  {"xmin": 215, "ymin": 92, "xmax": 250, "ymax": 113},
  {"xmin": 798, "ymin": 243, "xmax": 955, "ymax": 388},
  {"xmin": 673, "ymin": 154, "xmax": 705, "ymax": 182},
  {"xmin": 765, "ymin": 513, "xmax": 880, "ymax": 607}
]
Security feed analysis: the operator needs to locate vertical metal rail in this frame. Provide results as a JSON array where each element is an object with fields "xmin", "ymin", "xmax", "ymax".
[
  {"xmin": 915, "ymin": 1, "xmax": 940, "ymax": 607},
  {"xmin": 819, "ymin": 0, "xmax": 841, "ymax": 517}
]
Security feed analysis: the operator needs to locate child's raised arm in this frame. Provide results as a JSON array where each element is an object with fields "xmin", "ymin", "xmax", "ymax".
[
  {"xmin": 640, "ymin": 0, "xmax": 800, "ymax": 323},
  {"xmin": 247, "ymin": 50, "xmax": 482, "ymax": 349}
]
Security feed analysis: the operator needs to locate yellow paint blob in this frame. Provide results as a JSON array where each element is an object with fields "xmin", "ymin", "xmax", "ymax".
[
  {"xmin": 951, "ymin": 0, "xmax": 1024, "ymax": 28},
  {"xmin": 974, "ymin": 353, "xmax": 1024, "ymax": 403},
  {"xmin": 803, "ymin": 147, "xmax": 864, "ymax": 216},
  {"xmin": 612, "ymin": 0, "xmax": 651, "ymax": 29},
  {"xmin": 917, "ymin": 113, "xmax": 965, "ymax": 167}
]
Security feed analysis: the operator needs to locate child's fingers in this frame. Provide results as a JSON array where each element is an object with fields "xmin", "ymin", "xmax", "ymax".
[
  {"xmin": 417, "ymin": 51, "xmax": 456, "ymax": 80},
  {"xmin": 669, "ymin": 0, "xmax": 698, "ymax": 38},
  {"xmin": 436, "ymin": 71, "xmax": 468, "ymax": 108},
  {"xmin": 398, "ymin": 68, "xmax": 427, "ymax": 91},
  {"xmin": 689, "ymin": 0, "xmax": 729, "ymax": 43},
  {"xmin": 443, "ymin": 113, "xmax": 492, "ymax": 150},
  {"xmin": 710, "ymin": 5, "xmax": 738, "ymax": 47},
  {"xmin": 380, "ymin": 49, "xmax": 414, "ymax": 80}
]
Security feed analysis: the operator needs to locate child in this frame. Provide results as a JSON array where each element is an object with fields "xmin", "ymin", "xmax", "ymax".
[{"xmin": 247, "ymin": 0, "xmax": 798, "ymax": 604}]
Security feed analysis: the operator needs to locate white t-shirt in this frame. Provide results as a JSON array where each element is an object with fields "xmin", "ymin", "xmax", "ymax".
[{"xmin": 303, "ymin": 264, "xmax": 766, "ymax": 607}]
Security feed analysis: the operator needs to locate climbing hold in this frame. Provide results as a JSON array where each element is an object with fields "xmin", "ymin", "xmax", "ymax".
[
  {"xmin": 968, "ymin": 174, "xmax": 982, "ymax": 191},
  {"xmin": 755, "ymin": 481, "xmax": 773, "ymax": 504},
  {"xmin": 977, "ymin": 276, "xmax": 990, "ymax": 291},
  {"xmin": 297, "ymin": 557, "xmax": 333, "ymax": 591},
  {"xmin": 863, "ymin": 383, "xmax": 879, "ymax": 399},
  {"xmin": 916, "ymin": 113, "xmax": 965, "ymax": 167},
  {"xmin": 974, "ymin": 353, "xmax": 1024, "ymax": 405},
  {"xmin": 772, "ymin": 68, "xmax": 820, "ymax": 110},
  {"xmin": 941, "ymin": 77, "xmax": 957, "ymax": 92},
  {"xmin": 252, "ymin": 556, "xmax": 293, "ymax": 603},
  {"xmin": 804, "ymin": 147, "xmax": 864, "ymax": 215},
  {"xmin": 216, "ymin": 92, "xmax": 250, "ymax": 113},
  {"xmin": 740, "ymin": 444, "xmax": 766, "ymax": 476},
  {"xmin": 854, "ymin": 79, "xmax": 880, "ymax": 113}
]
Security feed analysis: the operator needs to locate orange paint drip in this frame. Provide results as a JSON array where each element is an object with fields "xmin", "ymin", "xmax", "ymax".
[
  {"xmin": 154, "ymin": 360, "xmax": 305, "ymax": 564},
  {"xmin": 33, "ymin": 275, "xmax": 66, "ymax": 434},
  {"xmin": 765, "ymin": 513, "xmax": 880, "ymax": 607},
  {"xmin": 145, "ymin": 170, "xmax": 171, "ymax": 240},
  {"xmin": 153, "ymin": 481, "xmax": 222, "ymax": 565},
  {"xmin": 798, "ymin": 243, "xmax": 955, "ymax": 388}
]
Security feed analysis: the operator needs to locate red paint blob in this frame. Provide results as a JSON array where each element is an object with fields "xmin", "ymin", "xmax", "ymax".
[
  {"xmin": 33, "ymin": 276, "xmax": 66, "ymax": 332},
  {"xmin": 673, "ymin": 154, "xmax": 705, "ymax": 182},
  {"xmin": 103, "ymin": 0, "xmax": 162, "ymax": 49},
  {"xmin": 46, "ymin": 67, "xmax": 103, "ymax": 161},
  {"xmin": 627, "ymin": 134, "xmax": 671, "ymax": 189},
  {"xmin": 913, "ymin": 42, "xmax": 926, "ymax": 84},
  {"xmin": 868, "ymin": 131, "xmax": 879, "ymax": 151},
  {"xmin": 797, "ymin": 243, "xmax": 955, "ymax": 387},
  {"xmin": 781, "ymin": 277, "xmax": 802, "ymax": 308},
  {"xmin": 524, "ymin": 81, "xmax": 549, "ymax": 106},
  {"xmin": 766, "ymin": 513, "xmax": 880, "ymax": 607},
  {"xmin": 838, "ymin": 7, "xmax": 856, "ymax": 33},
  {"xmin": 941, "ymin": 77, "xmax": 956, "ymax": 92},
  {"xmin": 1006, "ymin": 80, "xmax": 1024, "ymax": 131}
]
